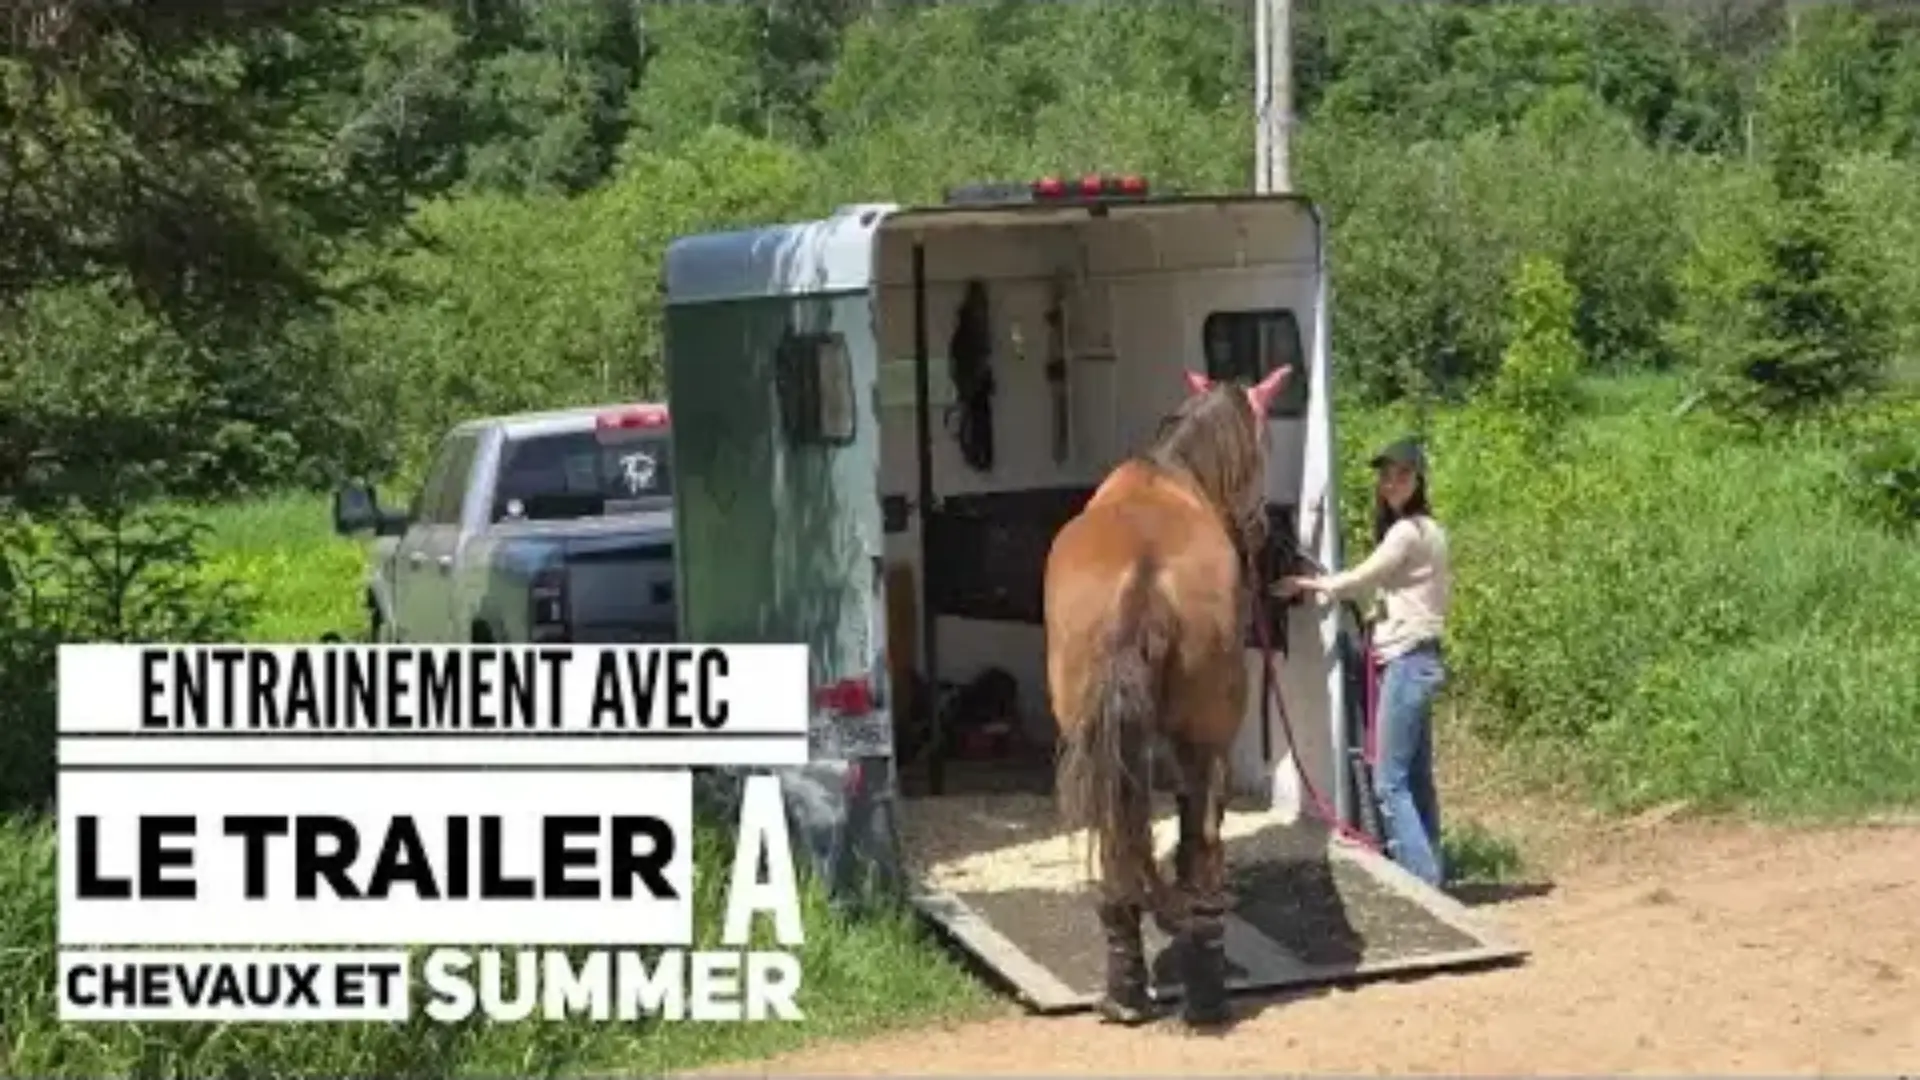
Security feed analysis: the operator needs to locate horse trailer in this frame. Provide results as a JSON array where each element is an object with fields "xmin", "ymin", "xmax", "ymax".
[{"xmin": 660, "ymin": 178, "xmax": 1522, "ymax": 1012}]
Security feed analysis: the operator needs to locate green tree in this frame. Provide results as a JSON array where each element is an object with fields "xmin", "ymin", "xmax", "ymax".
[
  {"xmin": 1700, "ymin": 56, "xmax": 1891, "ymax": 424},
  {"xmin": 457, "ymin": 0, "xmax": 643, "ymax": 193},
  {"xmin": 0, "ymin": 1, "xmax": 407, "ymax": 334},
  {"xmin": 0, "ymin": 2, "xmax": 408, "ymax": 499}
]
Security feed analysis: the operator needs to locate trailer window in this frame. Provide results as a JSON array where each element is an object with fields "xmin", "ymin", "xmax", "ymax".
[
  {"xmin": 1202, "ymin": 309, "xmax": 1309, "ymax": 418},
  {"xmin": 776, "ymin": 330, "xmax": 855, "ymax": 446}
]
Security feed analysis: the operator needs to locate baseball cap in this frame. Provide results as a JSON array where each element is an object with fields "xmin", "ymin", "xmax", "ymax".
[{"xmin": 1369, "ymin": 437, "xmax": 1427, "ymax": 474}]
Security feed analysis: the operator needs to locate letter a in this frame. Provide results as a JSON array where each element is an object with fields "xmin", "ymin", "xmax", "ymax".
[{"xmin": 722, "ymin": 775, "xmax": 804, "ymax": 948}]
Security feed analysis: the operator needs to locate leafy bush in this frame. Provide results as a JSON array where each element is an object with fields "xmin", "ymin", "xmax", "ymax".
[
  {"xmin": 0, "ymin": 287, "xmax": 385, "ymax": 500},
  {"xmin": 1835, "ymin": 392, "xmax": 1920, "ymax": 537},
  {"xmin": 1422, "ymin": 375, "xmax": 1920, "ymax": 812},
  {"xmin": 1846, "ymin": 436, "xmax": 1920, "ymax": 537},
  {"xmin": 1527, "ymin": 120, "xmax": 1689, "ymax": 374},
  {"xmin": 340, "ymin": 125, "xmax": 822, "ymax": 476},
  {"xmin": 1490, "ymin": 253, "xmax": 1585, "ymax": 449},
  {"xmin": 1301, "ymin": 128, "xmax": 1522, "ymax": 402}
]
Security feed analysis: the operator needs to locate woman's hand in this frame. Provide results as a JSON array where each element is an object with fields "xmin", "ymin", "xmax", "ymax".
[{"xmin": 1272, "ymin": 575, "xmax": 1322, "ymax": 601}]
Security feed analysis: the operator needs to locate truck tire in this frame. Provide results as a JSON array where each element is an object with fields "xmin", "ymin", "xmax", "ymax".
[{"xmin": 470, "ymin": 620, "xmax": 495, "ymax": 644}]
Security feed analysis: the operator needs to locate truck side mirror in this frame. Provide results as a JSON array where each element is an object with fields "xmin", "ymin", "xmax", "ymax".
[{"xmin": 332, "ymin": 483, "xmax": 380, "ymax": 536}]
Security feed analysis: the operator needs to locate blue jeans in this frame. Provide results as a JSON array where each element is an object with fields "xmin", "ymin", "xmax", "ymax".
[{"xmin": 1375, "ymin": 642, "xmax": 1446, "ymax": 887}]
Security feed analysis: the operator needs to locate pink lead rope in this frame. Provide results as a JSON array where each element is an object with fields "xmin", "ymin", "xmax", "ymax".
[{"xmin": 1249, "ymin": 571, "xmax": 1382, "ymax": 853}]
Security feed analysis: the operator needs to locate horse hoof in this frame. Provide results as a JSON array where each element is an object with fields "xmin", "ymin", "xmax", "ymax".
[
  {"xmin": 1182, "ymin": 1002, "xmax": 1233, "ymax": 1031},
  {"xmin": 1096, "ymin": 993, "xmax": 1157, "ymax": 1026},
  {"xmin": 1180, "ymin": 985, "xmax": 1233, "ymax": 1030}
]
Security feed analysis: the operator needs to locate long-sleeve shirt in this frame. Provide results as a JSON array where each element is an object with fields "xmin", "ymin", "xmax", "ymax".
[{"xmin": 1318, "ymin": 516, "xmax": 1451, "ymax": 660}]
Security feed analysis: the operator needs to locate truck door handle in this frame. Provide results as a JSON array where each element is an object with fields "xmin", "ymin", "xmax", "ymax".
[
  {"xmin": 407, "ymin": 551, "xmax": 427, "ymax": 567},
  {"xmin": 435, "ymin": 555, "xmax": 453, "ymax": 572}
]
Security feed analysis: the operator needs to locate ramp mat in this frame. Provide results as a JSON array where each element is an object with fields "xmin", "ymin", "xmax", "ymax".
[{"xmin": 902, "ymin": 792, "xmax": 1527, "ymax": 1012}]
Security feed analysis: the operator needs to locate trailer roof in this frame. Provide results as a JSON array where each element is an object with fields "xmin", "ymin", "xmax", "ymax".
[
  {"xmin": 661, "ymin": 193, "xmax": 1321, "ymax": 308},
  {"xmin": 662, "ymin": 203, "xmax": 894, "ymax": 307}
]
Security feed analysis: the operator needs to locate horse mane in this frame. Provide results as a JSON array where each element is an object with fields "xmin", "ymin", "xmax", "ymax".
[{"xmin": 1141, "ymin": 382, "xmax": 1268, "ymax": 558}]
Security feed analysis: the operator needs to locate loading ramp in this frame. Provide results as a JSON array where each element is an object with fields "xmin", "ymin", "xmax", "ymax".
[{"xmin": 902, "ymin": 782, "xmax": 1527, "ymax": 1013}]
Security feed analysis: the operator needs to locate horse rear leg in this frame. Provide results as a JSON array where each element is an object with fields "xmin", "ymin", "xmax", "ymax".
[
  {"xmin": 1058, "ymin": 674, "xmax": 1160, "ymax": 1026},
  {"xmin": 1152, "ymin": 791, "xmax": 1197, "ymax": 938},
  {"xmin": 1174, "ymin": 746, "xmax": 1232, "ymax": 1029},
  {"xmin": 1094, "ymin": 897, "xmax": 1153, "ymax": 1024}
]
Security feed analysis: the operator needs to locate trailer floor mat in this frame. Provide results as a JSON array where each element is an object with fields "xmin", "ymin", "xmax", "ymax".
[{"xmin": 902, "ymin": 792, "xmax": 1527, "ymax": 1013}]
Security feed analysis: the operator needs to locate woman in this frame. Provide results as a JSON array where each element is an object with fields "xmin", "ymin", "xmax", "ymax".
[{"xmin": 1280, "ymin": 438, "xmax": 1451, "ymax": 887}]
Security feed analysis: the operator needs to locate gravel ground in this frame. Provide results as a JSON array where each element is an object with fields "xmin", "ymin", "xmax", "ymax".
[{"xmin": 692, "ymin": 727, "xmax": 1920, "ymax": 1075}]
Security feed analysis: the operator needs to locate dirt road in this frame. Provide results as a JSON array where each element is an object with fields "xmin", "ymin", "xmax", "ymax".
[{"xmin": 707, "ymin": 755, "xmax": 1920, "ymax": 1075}]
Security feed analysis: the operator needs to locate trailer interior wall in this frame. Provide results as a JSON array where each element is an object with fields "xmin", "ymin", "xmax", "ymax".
[{"xmin": 871, "ymin": 199, "xmax": 1338, "ymax": 800}]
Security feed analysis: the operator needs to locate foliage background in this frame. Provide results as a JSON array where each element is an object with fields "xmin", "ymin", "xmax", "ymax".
[{"xmin": 2, "ymin": 0, "xmax": 1918, "ymax": 1072}]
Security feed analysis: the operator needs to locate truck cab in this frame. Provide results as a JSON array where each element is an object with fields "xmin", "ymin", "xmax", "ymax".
[{"xmin": 333, "ymin": 403, "xmax": 679, "ymax": 645}]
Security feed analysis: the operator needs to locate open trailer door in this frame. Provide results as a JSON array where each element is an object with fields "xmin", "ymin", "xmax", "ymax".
[
  {"xmin": 869, "ymin": 177, "xmax": 1525, "ymax": 1013},
  {"xmin": 661, "ymin": 209, "xmax": 906, "ymax": 904}
]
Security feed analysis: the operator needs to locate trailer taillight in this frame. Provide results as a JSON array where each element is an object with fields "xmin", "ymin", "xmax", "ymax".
[{"xmin": 814, "ymin": 677, "xmax": 875, "ymax": 718}]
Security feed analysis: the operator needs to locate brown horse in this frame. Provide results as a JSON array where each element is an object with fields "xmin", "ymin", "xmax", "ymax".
[{"xmin": 1044, "ymin": 365, "xmax": 1289, "ymax": 1028}]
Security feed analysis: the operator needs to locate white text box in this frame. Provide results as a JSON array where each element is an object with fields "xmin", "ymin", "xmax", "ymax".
[
  {"xmin": 58, "ymin": 644, "xmax": 809, "ymax": 734},
  {"xmin": 58, "ymin": 769, "xmax": 694, "ymax": 947},
  {"xmin": 58, "ymin": 949, "xmax": 412, "ymax": 1023}
]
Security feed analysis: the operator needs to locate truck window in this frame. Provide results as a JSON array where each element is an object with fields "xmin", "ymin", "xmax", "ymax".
[
  {"xmin": 491, "ymin": 430, "xmax": 674, "ymax": 522},
  {"xmin": 1202, "ymin": 309, "xmax": 1310, "ymax": 418},
  {"xmin": 776, "ymin": 330, "xmax": 855, "ymax": 446},
  {"xmin": 416, "ymin": 431, "xmax": 480, "ymax": 525}
]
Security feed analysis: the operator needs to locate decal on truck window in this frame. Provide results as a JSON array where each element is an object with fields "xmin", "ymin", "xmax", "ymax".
[
  {"xmin": 490, "ymin": 431, "xmax": 674, "ymax": 522},
  {"xmin": 618, "ymin": 448, "xmax": 660, "ymax": 496}
]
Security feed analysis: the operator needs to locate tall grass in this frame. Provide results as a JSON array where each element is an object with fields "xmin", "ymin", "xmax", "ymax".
[
  {"xmin": 0, "ymin": 497, "xmax": 990, "ymax": 1077},
  {"xmin": 1342, "ymin": 375, "xmax": 1920, "ymax": 817},
  {"xmin": 195, "ymin": 495, "xmax": 369, "ymax": 643},
  {"xmin": 0, "ymin": 816, "xmax": 988, "ymax": 1077}
]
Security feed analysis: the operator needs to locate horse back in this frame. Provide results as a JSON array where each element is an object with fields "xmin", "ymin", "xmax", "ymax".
[
  {"xmin": 1044, "ymin": 461, "xmax": 1247, "ymax": 739},
  {"xmin": 1064, "ymin": 461, "xmax": 1241, "ymax": 594}
]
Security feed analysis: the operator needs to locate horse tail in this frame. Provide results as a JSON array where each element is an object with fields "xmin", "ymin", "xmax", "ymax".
[{"xmin": 1057, "ymin": 554, "xmax": 1171, "ymax": 910}]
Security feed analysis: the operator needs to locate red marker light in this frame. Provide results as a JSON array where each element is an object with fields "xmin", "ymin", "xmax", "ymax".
[
  {"xmin": 596, "ymin": 405, "xmax": 670, "ymax": 431},
  {"xmin": 1033, "ymin": 176, "xmax": 1065, "ymax": 198},
  {"xmin": 1116, "ymin": 174, "xmax": 1148, "ymax": 196},
  {"xmin": 1078, "ymin": 173, "xmax": 1104, "ymax": 197}
]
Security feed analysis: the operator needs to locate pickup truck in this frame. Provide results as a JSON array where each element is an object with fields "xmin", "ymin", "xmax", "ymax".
[{"xmin": 331, "ymin": 403, "xmax": 678, "ymax": 645}]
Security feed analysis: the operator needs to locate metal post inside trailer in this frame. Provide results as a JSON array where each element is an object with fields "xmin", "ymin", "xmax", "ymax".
[{"xmin": 910, "ymin": 240, "xmax": 944, "ymax": 796}]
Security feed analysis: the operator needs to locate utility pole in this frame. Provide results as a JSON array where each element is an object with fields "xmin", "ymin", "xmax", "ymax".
[{"xmin": 1254, "ymin": 0, "xmax": 1292, "ymax": 193}]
